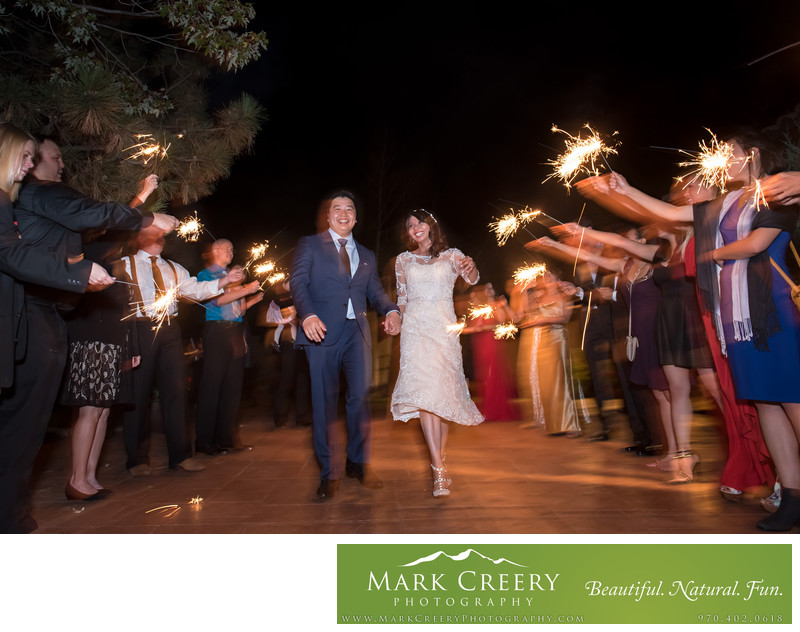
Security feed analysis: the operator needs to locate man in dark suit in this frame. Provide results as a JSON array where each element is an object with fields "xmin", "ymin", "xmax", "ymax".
[
  {"xmin": 290, "ymin": 191, "xmax": 400, "ymax": 500},
  {"xmin": 573, "ymin": 250, "xmax": 618, "ymax": 441},
  {"xmin": 1, "ymin": 136, "xmax": 175, "ymax": 532}
]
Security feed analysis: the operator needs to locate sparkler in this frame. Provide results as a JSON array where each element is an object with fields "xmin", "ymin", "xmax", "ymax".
[
  {"xmin": 676, "ymin": 130, "xmax": 736, "ymax": 193},
  {"xmin": 145, "ymin": 504, "xmax": 181, "ymax": 518},
  {"xmin": 751, "ymin": 179, "xmax": 768, "ymax": 209},
  {"xmin": 446, "ymin": 318, "xmax": 467, "ymax": 335},
  {"xmin": 493, "ymin": 322, "xmax": 518, "ymax": 340},
  {"xmin": 189, "ymin": 496, "xmax": 203, "ymax": 505},
  {"xmin": 512, "ymin": 263, "xmax": 548, "ymax": 289},
  {"xmin": 124, "ymin": 133, "xmax": 171, "ymax": 166},
  {"xmin": 545, "ymin": 124, "xmax": 619, "ymax": 189},
  {"xmin": 243, "ymin": 241, "xmax": 270, "ymax": 270},
  {"xmin": 488, "ymin": 207, "xmax": 540, "ymax": 246},
  {"xmin": 581, "ymin": 291, "xmax": 592, "ymax": 351},
  {"xmin": 468, "ymin": 304, "xmax": 494, "ymax": 320},
  {"xmin": 177, "ymin": 212, "xmax": 203, "ymax": 242},
  {"xmin": 572, "ymin": 226, "xmax": 586, "ymax": 276}
]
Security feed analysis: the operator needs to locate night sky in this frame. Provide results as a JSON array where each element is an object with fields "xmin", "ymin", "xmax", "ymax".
[{"xmin": 186, "ymin": 3, "xmax": 800, "ymax": 287}]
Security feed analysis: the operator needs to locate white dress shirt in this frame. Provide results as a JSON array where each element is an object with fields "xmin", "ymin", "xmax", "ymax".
[
  {"xmin": 329, "ymin": 228, "xmax": 358, "ymax": 319},
  {"xmin": 123, "ymin": 250, "xmax": 222, "ymax": 318}
]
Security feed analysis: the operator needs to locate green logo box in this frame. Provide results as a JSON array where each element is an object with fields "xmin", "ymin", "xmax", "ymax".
[{"xmin": 338, "ymin": 544, "xmax": 791, "ymax": 625}]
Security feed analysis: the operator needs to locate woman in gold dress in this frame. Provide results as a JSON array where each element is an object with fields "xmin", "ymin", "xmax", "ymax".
[{"xmin": 524, "ymin": 272, "xmax": 582, "ymax": 436}]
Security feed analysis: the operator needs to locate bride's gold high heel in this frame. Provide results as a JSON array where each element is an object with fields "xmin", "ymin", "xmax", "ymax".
[
  {"xmin": 431, "ymin": 465, "xmax": 450, "ymax": 497},
  {"xmin": 667, "ymin": 450, "xmax": 700, "ymax": 484}
]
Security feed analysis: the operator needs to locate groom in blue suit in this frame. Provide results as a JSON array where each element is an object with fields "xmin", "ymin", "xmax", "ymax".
[{"xmin": 291, "ymin": 191, "xmax": 401, "ymax": 499}]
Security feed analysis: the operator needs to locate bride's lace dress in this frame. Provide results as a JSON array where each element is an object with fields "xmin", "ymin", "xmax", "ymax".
[{"xmin": 390, "ymin": 248, "xmax": 484, "ymax": 425}]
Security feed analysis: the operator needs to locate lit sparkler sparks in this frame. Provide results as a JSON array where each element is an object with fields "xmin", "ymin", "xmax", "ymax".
[
  {"xmin": 446, "ymin": 318, "xmax": 467, "ymax": 335},
  {"xmin": 177, "ymin": 212, "xmax": 203, "ymax": 242},
  {"xmin": 493, "ymin": 322, "xmax": 518, "ymax": 340},
  {"xmin": 124, "ymin": 133, "xmax": 171, "ymax": 165},
  {"xmin": 189, "ymin": 496, "xmax": 203, "ymax": 505},
  {"xmin": 676, "ymin": 130, "xmax": 736, "ymax": 193},
  {"xmin": 545, "ymin": 124, "xmax": 619, "ymax": 189},
  {"xmin": 751, "ymin": 178, "xmax": 768, "ymax": 209},
  {"xmin": 512, "ymin": 263, "xmax": 548, "ymax": 288},
  {"xmin": 132, "ymin": 286, "xmax": 178, "ymax": 332},
  {"xmin": 488, "ymin": 207, "xmax": 542, "ymax": 246},
  {"xmin": 253, "ymin": 261, "xmax": 275, "ymax": 276},
  {"xmin": 145, "ymin": 504, "xmax": 181, "ymax": 518},
  {"xmin": 243, "ymin": 241, "xmax": 270, "ymax": 270},
  {"xmin": 468, "ymin": 304, "xmax": 494, "ymax": 320}
]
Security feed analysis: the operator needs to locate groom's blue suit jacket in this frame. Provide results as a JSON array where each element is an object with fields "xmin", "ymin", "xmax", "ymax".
[{"xmin": 290, "ymin": 231, "xmax": 398, "ymax": 348}]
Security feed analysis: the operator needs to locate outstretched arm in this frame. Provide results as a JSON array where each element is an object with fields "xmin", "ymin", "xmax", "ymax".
[
  {"xmin": 552, "ymin": 222, "xmax": 662, "ymax": 262},
  {"xmin": 577, "ymin": 173, "xmax": 694, "ymax": 223},
  {"xmin": 525, "ymin": 235, "xmax": 625, "ymax": 273}
]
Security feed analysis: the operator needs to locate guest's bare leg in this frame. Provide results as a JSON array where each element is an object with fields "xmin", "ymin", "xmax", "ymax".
[
  {"xmin": 759, "ymin": 403, "xmax": 800, "ymax": 489},
  {"xmin": 663, "ymin": 365, "xmax": 692, "ymax": 453},
  {"xmin": 86, "ymin": 408, "xmax": 110, "ymax": 490},
  {"xmin": 69, "ymin": 406, "xmax": 102, "ymax": 494},
  {"xmin": 697, "ymin": 367, "xmax": 723, "ymax": 411}
]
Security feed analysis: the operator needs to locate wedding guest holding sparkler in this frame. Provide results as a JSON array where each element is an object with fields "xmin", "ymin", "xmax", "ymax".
[
  {"xmin": 60, "ymin": 231, "xmax": 142, "ymax": 501},
  {"xmin": 121, "ymin": 226, "xmax": 244, "ymax": 476},
  {"xmin": 264, "ymin": 277, "xmax": 311, "ymax": 428},
  {"xmin": 7, "ymin": 134, "xmax": 173, "ymax": 529},
  {"xmin": 570, "ymin": 233, "xmax": 621, "ymax": 441},
  {"xmin": 194, "ymin": 239, "xmax": 263, "ymax": 455},
  {"xmin": 0, "ymin": 123, "xmax": 118, "ymax": 532},
  {"xmin": 518, "ymin": 270, "xmax": 583, "ymax": 437},
  {"xmin": 584, "ymin": 131, "xmax": 800, "ymax": 530},
  {"xmin": 528, "ymin": 230, "xmax": 672, "ymax": 452},
  {"xmin": 462, "ymin": 282, "xmax": 519, "ymax": 421},
  {"xmin": 551, "ymin": 220, "xmax": 722, "ymax": 485},
  {"xmin": 390, "ymin": 209, "xmax": 483, "ymax": 497}
]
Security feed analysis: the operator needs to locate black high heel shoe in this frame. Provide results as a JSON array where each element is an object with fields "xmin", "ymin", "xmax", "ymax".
[{"xmin": 758, "ymin": 488, "xmax": 800, "ymax": 532}]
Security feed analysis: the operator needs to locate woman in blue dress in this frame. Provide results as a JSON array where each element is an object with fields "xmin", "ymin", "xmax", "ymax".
[{"xmin": 581, "ymin": 131, "xmax": 800, "ymax": 531}]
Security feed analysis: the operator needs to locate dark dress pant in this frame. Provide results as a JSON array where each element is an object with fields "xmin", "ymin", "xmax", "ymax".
[
  {"xmin": 304, "ymin": 320, "xmax": 371, "ymax": 480},
  {"xmin": 0, "ymin": 300, "xmax": 67, "ymax": 532},
  {"xmin": 195, "ymin": 320, "xmax": 245, "ymax": 450},
  {"xmin": 123, "ymin": 321, "xmax": 191, "ymax": 469}
]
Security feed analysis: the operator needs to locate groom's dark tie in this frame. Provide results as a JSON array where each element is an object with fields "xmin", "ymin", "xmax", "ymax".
[{"xmin": 338, "ymin": 238, "xmax": 351, "ymax": 277}]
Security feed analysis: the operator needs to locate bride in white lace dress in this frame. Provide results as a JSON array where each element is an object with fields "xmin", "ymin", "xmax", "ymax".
[{"xmin": 390, "ymin": 210, "xmax": 484, "ymax": 497}]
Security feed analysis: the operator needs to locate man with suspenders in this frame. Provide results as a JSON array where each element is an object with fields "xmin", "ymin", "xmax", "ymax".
[{"xmin": 121, "ymin": 225, "xmax": 244, "ymax": 476}]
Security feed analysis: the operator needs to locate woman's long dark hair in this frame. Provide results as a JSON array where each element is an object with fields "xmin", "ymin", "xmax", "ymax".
[
  {"xmin": 404, "ymin": 209, "xmax": 448, "ymax": 258},
  {"xmin": 729, "ymin": 128, "xmax": 788, "ymax": 177}
]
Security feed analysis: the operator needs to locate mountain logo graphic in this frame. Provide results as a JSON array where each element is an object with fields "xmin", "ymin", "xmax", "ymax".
[{"xmin": 400, "ymin": 548, "xmax": 527, "ymax": 568}]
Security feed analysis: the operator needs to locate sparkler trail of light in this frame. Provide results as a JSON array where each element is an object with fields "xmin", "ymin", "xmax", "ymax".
[
  {"xmin": 676, "ymin": 130, "xmax": 737, "ymax": 193},
  {"xmin": 544, "ymin": 124, "xmax": 619, "ymax": 189},
  {"xmin": 512, "ymin": 263, "xmax": 548, "ymax": 289},
  {"xmin": 446, "ymin": 318, "xmax": 467, "ymax": 335},
  {"xmin": 581, "ymin": 291, "xmax": 593, "ymax": 350},
  {"xmin": 243, "ymin": 241, "xmax": 270, "ymax": 270},
  {"xmin": 751, "ymin": 179, "xmax": 768, "ymax": 210},
  {"xmin": 177, "ymin": 212, "xmax": 203, "ymax": 242},
  {"xmin": 145, "ymin": 504, "xmax": 179, "ymax": 514},
  {"xmin": 259, "ymin": 271, "xmax": 287, "ymax": 291},
  {"xmin": 468, "ymin": 304, "xmax": 494, "ymax": 320},
  {"xmin": 493, "ymin": 322, "xmax": 518, "ymax": 340},
  {"xmin": 124, "ymin": 133, "xmax": 171, "ymax": 166},
  {"xmin": 573, "ymin": 226, "xmax": 586, "ymax": 276},
  {"xmin": 488, "ymin": 207, "xmax": 542, "ymax": 245},
  {"xmin": 253, "ymin": 261, "xmax": 275, "ymax": 276}
]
